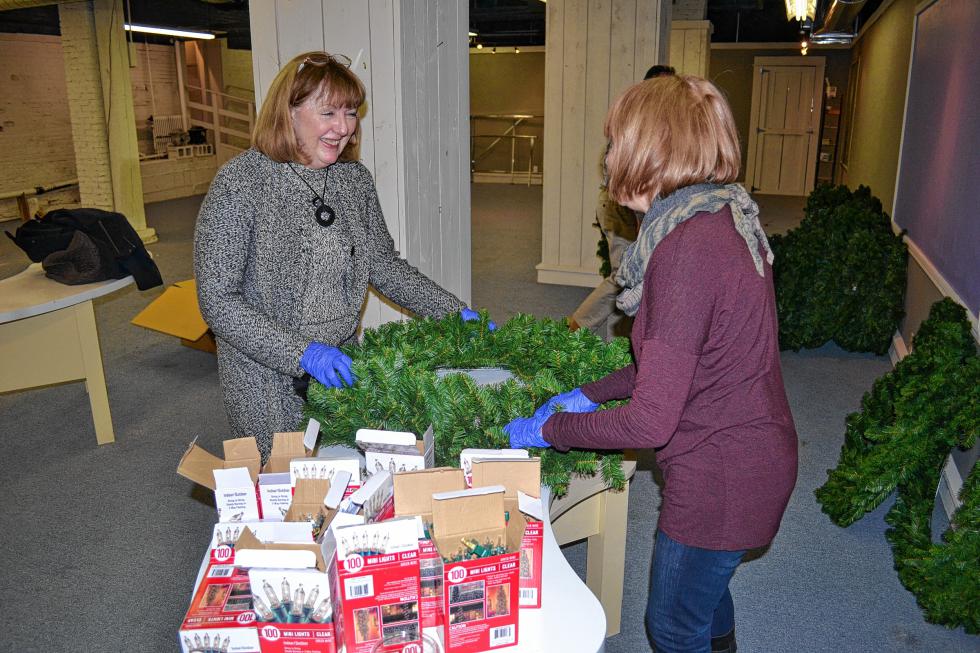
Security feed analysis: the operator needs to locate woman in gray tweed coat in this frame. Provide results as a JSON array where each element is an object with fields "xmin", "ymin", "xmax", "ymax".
[{"xmin": 195, "ymin": 51, "xmax": 478, "ymax": 462}]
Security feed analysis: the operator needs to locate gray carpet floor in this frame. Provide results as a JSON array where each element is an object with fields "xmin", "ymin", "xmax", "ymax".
[{"xmin": 0, "ymin": 185, "xmax": 975, "ymax": 652}]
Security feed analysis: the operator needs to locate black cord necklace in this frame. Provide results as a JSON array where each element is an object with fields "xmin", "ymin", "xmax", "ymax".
[{"xmin": 288, "ymin": 164, "xmax": 336, "ymax": 227}]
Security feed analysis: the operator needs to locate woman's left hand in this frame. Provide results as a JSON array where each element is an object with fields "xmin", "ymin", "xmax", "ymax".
[{"xmin": 460, "ymin": 307, "xmax": 497, "ymax": 331}]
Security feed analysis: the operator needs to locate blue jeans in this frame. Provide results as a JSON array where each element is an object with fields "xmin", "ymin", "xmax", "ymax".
[{"xmin": 646, "ymin": 530, "xmax": 747, "ymax": 653}]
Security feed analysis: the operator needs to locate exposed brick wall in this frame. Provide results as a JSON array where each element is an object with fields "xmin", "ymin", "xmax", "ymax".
[
  {"xmin": 0, "ymin": 34, "xmax": 77, "ymax": 197},
  {"xmin": 58, "ymin": 1, "xmax": 114, "ymax": 211},
  {"xmin": 140, "ymin": 155, "xmax": 217, "ymax": 204},
  {"xmin": 220, "ymin": 40, "xmax": 254, "ymax": 101},
  {"xmin": 672, "ymin": 0, "xmax": 706, "ymax": 21},
  {"xmin": 130, "ymin": 42, "xmax": 181, "ymax": 126}
]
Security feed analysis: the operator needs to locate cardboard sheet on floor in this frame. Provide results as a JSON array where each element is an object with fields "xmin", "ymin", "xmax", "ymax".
[{"xmin": 131, "ymin": 279, "xmax": 215, "ymax": 352}]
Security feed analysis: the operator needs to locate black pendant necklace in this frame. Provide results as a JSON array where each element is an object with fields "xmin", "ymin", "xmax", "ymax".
[{"xmin": 288, "ymin": 164, "xmax": 336, "ymax": 227}]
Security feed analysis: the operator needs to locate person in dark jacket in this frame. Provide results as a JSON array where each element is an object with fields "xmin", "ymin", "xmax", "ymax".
[
  {"xmin": 569, "ymin": 64, "xmax": 675, "ymax": 339},
  {"xmin": 195, "ymin": 51, "xmax": 489, "ymax": 462},
  {"xmin": 506, "ymin": 75, "xmax": 798, "ymax": 653}
]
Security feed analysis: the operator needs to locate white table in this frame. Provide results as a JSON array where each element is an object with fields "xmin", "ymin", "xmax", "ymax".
[
  {"xmin": 189, "ymin": 485, "xmax": 607, "ymax": 653},
  {"xmin": 550, "ymin": 460, "xmax": 637, "ymax": 637},
  {"xmin": 503, "ymin": 485, "xmax": 607, "ymax": 652},
  {"xmin": 0, "ymin": 263, "xmax": 132, "ymax": 444}
]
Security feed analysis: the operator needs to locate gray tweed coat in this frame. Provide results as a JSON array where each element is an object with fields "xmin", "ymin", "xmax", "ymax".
[{"xmin": 194, "ymin": 149, "xmax": 465, "ymax": 461}]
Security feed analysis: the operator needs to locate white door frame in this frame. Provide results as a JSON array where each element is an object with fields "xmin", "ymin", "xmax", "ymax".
[{"xmin": 745, "ymin": 56, "xmax": 825, "ymax": 196}]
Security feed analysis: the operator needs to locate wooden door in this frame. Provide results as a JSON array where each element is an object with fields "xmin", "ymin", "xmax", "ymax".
[{"xmin": 745, "ymin": 57, "xmax": 825, "ymax": 196}]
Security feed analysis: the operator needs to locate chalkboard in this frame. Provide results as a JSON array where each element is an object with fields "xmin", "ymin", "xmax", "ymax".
[{"xmin": 893, "ymin": 0, "xmax": 980, "ymax": 319}]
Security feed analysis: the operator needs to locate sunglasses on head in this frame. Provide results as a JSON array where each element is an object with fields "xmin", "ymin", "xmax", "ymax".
[{"xmin": 297, "ymin": 52, "xmax": 352, "ymax": 73}]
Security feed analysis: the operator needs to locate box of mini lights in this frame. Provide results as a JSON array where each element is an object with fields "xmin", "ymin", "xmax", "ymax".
[
  {"xmin": 289, "ymin": 456, "xmax": 361, "ymax": 491},
  {"xmin": 179, "ymin": 564, "xmax": 260, "ymax": 653},
  {"xmin": 341, "ymin": 469, "xmax": 396, "ymax": 523},
  {"xmin": 209, "ymin": 521, "xmax": 315, "ymax": 567},
  {"xmin": 249, "ymin": 567, "xmax": 337, "ymax": 653},
  {"xmin": 325, "ymin": 518, "xmax": 423, "ymax": 653},
  {"xmin": 458, "ymin": 449, "xmax": 528, "ymax": 488},
  {"xmin": 393, "ymin": 467, "xmax": 467, "ymax": 633},
  {"xmin": 282, "ymin": 479, "xmax": 343, "ymax": 541},
  {"xmin": 356, "ymin": 426, "xmax": 435, "ymax": 474},
  {"xmin": 470, "ymin": 458, "xmax": 544, "ymax": 609},
  {"xmin": 257, "ymin": 428, "xmax": 317, "ymax": 520},
  {"xmin": 178, "ymin": 436, "xmax": 262, "ymax": 522},
  {"xmin": 431, "ymin": 485, "xmax": 521, "ymax": 652}
]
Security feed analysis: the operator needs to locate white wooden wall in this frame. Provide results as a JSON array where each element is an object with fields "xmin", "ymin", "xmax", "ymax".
[
  {"xmin": 538, "ymin": 0, "xmax": 671, "ymax": 287},
  {"xmin": 249, "ymin": 0, "xmax": 470, "ymax": 331},
  {"xmin": 669, "ymin": 20, "xmax": 712, "ymax": 77}
]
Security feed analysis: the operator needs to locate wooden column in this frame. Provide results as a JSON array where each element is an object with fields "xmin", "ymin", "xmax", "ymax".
[
  {"xmin": 92, "ymin": 0, "xmax": 155, "ymax": 243},
  {"xmin": 249, "ymin": 0, "xmax": 470, "ymax": 331},
  {"xmin": 670, "ymin": 20, "xmax": 713, "ymax": 77},
  {"xmin": 537, "ymin": 0, "xmax": 671, "ymax": 287},
  {"xmin": 59, "ymin": 0, "xmax": 155, "ymax": 243}
]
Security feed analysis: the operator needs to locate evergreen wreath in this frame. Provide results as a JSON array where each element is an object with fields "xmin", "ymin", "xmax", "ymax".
[
  {"xmin": 815, "ymin": 298, "xmax": 979, "ymax": 631},
  {"xmin": 303, "ymin": 313, "xmax": 632, "ymax": 496},
  {"xmin": 770, "ymin": 184, "xmax": 908, "ymax": 355}
]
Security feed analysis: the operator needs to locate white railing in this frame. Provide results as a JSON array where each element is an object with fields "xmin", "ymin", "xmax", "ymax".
[
  {"xmin": 185, "ymin": 84, "xmax": 256, "ymax": 159},
  {"xmin": 470, "ymin": 114, "xmax": 543, "ymax": 185}
]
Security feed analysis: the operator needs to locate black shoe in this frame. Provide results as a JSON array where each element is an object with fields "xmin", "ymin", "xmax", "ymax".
[{"xmin": 711, "ymin": 628, "xmax": 737, "ymax": 653}]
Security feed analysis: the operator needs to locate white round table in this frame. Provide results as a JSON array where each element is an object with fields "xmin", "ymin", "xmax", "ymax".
[{"xmin": 0, "ymin": 263, "xmax": 133, "ymax": 444}]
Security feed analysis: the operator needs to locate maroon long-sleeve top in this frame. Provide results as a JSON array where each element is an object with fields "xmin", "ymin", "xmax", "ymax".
[{"xmin": 544, "ymin": 205, "xmax": 798, "ymax": 550}]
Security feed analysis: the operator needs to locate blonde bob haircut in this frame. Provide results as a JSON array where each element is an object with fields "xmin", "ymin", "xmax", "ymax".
[
  {"xmin": 604, "ymin": 74, "xmax": 740, "ymax": 206},
  {"xmin": 252, "ymin": 51, "xmax": 366, "ymax": 165}
]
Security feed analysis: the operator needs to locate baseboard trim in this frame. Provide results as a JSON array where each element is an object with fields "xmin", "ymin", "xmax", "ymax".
[
  {"xmin": 536, "ymin": 264, "xmax": 602, "ymax": 288},
  {"xmin": 472, "ymin": 172, "xmax": 543, "ymax": 186},
  {"xmin": 889, "ymin": 330, "xmax": 909, "ymax": 366},
  {"xmin": 904, "ymin": 238, "xmax": 980, "ymax": 342},
  {"xmin": 938, "ymin": 454, "xmax": 965, "ymax": 520}
]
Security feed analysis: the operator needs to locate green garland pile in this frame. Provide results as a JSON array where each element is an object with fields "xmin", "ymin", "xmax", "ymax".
[
  {"xmin": 815, "ymin": 298, "xmax": 979, "ymax": 631},
  {"xmin": 303, "ymin": 313, "xmax": 632, "ymax": 496},
  {"xmin": 771, "ymin": 184, "xmax": 908, "ymax": 354}
]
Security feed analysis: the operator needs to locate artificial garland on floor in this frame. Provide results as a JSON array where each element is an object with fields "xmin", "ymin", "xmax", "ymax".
[
  {"xmin": 814, "ymin": 298, "xmax": 979, "ymax": 631},
  {"xmin": 770, "ymin": 184, "xmax": 908, "ymax": 354},
  {"xmin": 303, "ymin": 313, "xmax": 632, "ymax": 496}
]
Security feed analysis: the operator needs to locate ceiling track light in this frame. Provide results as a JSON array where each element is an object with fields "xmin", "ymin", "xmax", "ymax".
[
  {"xmin": 124, "ymin": 23, "xmax": 215, "ymax": 40},
  {"xmin": 784, "ymin": 0, "xmax": 816, "ymax": 22}
]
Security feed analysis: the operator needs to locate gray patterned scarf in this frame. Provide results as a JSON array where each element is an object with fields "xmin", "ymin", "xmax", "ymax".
[{"xmin": 615, "ymin": 183, "xmax": 773, "ymax": 316}]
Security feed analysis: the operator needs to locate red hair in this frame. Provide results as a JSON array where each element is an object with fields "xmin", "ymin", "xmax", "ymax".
[{"xmin": 604, "ymin": 75, "xmax": 740, "ymax": 205}]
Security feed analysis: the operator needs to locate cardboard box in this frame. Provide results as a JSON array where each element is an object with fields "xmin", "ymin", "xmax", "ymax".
[
  {"xmin": 132, "ymin": 279, "xmax": 215, "ymax": 353},
  {"xmin": 179, "ymin": 564, "xmax": 260, "ymax": 653},
  {"xmin": 326, "ymin": 518, "xmax": 423, "ymax": 653},
  {"xmin": 458, "ymin": 449, "xmax": 528, "ymax": 487},
  {"xmin": 431, "ymin": 486, "xmax": 521, "ymax": 652},
  {"xmin": 259, "ymin": 431, "xmax": 316, "ymax": 520},
  {"xmin": 393, "ymin": 468, "xmax": 467, "ymax": 633},
  {"xmin": 357, "ymin": 426, "xmax": 435, "ymax": 474},
  {"xmin": 178, "ymin": 437, "xmax": 262, "ymax": 522},
  {"xmin": 342, "ymin": 470, "xmax": 395, "ymax": 522},
  {"xmin": 283, "ymin": 479, "xmax": 335, "ymax": 540},
  {"xmin": 470, "ymin": 458, "xmax": 544, "ymax": 609}
]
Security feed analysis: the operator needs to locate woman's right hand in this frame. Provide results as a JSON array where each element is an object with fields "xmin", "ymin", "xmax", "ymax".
[
  {"xmin": 533, "ymin": 388, "xmax": 599, "ymax": 420},
  {"xmin": 300, "ymin": 342, "xmax": 356, "ymax": 388}
]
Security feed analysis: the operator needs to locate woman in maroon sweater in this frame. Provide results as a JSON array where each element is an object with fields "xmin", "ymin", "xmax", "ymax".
[{"xmin": 505, "ymin": 76, "xmax": 798, "ymax": 653}]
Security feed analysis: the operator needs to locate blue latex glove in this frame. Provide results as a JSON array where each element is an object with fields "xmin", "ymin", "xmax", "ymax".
[
  {"xmin": 504, "ymin": 412, "xmax": 551, "ymax": 449},
  {"xmin": 533, "ymin": 388, "xmax": 599, "ymax": 421},
  {"xmin": 460, "ymin": 307, "xmax": 497, "ymax": 331},
  {"xmin": 300, "ymin": 343, "xmax": 355, "ymax": 388}
]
